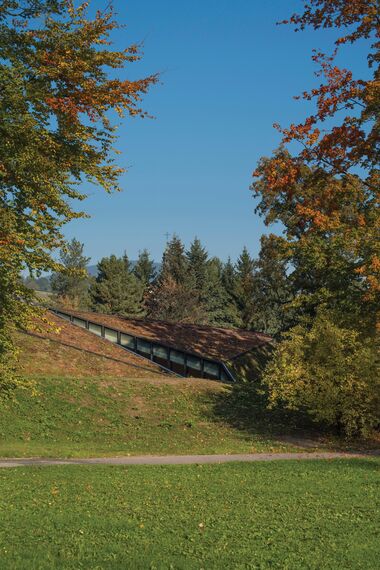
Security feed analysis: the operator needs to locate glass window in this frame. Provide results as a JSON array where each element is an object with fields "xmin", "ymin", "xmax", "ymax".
[
  {"xmin": 170, "ymin": 350, "xmax": 185, "ymax": 365},
  {"xmin": 203, "ymin": 360, "xmax": 219, "ymax": 377},
  {"xmin": 220, "ymin": 367, "xmax": 231, "ymax": 382},
  {"xmin": 73, "ymin": 317, "xmax": 86, "ymax": 328},
  {"xmin": 153, "ymin": 345, "xmax": 169, "ymax": 359},
  {"xmin": 88, "ymin": 322, "xmax": 102, "ymax": 336},
  {"xmin": 57, "ymin": 311, "xmax": 70, "ymax": 321},
  {"xmin": 137, "ymin": 339, "xmax": 151, "ymax": 354},
  {"xmin": 104, "ymin": 328, "xmax": 118, "ymax": 343},
  {"xmin": 186, "ymin": 355, "xmax": 202, "ymax": 371},
  {"xmin": 120, "ymin": 333, "xmax": 135, "ymax": 348}
]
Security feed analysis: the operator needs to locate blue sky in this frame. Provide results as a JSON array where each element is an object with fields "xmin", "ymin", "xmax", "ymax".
[{"xmin": 65, "ymin": 0, "xmax": 369, "ymax": 264}]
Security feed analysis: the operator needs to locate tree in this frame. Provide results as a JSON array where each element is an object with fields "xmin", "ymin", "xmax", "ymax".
[
  {"xmin": 0, "ymin": 1, "xmax": 157, "ymax": 392},
  {"xmin": 263, "ymin": 307, "xmax": 379, "ymax": 437},
  {"xmin": 250, "ymin": 235, "xmax": 294, "ymax": 336},
  {"xmin": 202, "ymin": 258, "xmax": 241, "ymax": 328},
  {"xmin": 90, "ymin": 255, "xmax": 144, "ymax": 318},
  {"xmin": 50, "ymin": 238, "xmax": 90, "ymax": 309},
  {"xmin": 133, "ymin": 249, "xmax": 156, "ymax": 286},
  {"xmin": 235, "ymin": 247, "xmax": 256, "ymax": 328},
  {"xmin": 146, "ymin": 235, "xmax": 197, "ymax": 322},
  {"xmin": 160, "ymin": 235, "xmax": 188, "ymax": 285},
  {"xmin": 222, "ymin": 257, "xmax": 237, "ymax": 297},
  {"xmin": 145, "ymin": 275, "xmax": 203, "ymax": 323},
  {"xmin": 250, "ymin": 0, "xmax": 379, "ymax": 433},
  {"xmin": 251, "ymin": 0, "xmax": 379, "ymax": 301},
  {"xmin": 186, "ymin": 237, "xmax": 209, "ymax": 292},
  {"xmin": 24, "ymin": 276, "xmax": 51, "ymax": 292}
]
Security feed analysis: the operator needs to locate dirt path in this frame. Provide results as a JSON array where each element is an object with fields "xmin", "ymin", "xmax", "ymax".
[{"xmin": 0, "ymin": 451, "xmax": 377, "ymax": 468}]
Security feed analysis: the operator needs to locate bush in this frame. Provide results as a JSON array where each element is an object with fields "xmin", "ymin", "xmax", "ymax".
[{"xmin": 263, "ymin": 309, "xmax": 379, "ymax": 437}]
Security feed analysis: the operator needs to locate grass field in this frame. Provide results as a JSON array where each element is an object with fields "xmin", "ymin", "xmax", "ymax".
[
  {"xmin": 0, "ymin": 375, "xmax": 308, "ymax": 457},
  {"xmin": 0, "ymin": 459, "xmax": 378, "ymax": 569}
]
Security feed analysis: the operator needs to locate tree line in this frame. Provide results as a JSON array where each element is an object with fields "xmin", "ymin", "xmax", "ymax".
[{"xmin": 50, "ymin": 234, "xmax": 292, "ymax": 336}]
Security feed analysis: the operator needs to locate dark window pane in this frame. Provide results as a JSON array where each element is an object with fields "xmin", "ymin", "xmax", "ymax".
[
  {"xmin": 153, "ymin": 345, "xmax": 168, "ymax": 359},
  {"xmin": 203, "ymin": 361, "xmax": 219, "ymax": 377},
  {"xmin": 170, "ymin": 350, "xmax": 185, "ymax": 365},
  {"xmin": 137, "ymin": 339, "xmax": 151, "ymax": 354},
  {"xmin": 120, "ymin": 333, "xmax": 135, "ymax": 348},
  {"xmin": 186, "ymin": 355, "xmax": 202, "ymax": 371}
]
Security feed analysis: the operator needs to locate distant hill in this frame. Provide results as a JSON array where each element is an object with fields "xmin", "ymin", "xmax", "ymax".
[{"xmin": 23, "ymin": 262, "xmax": 161, "ymax": 291}]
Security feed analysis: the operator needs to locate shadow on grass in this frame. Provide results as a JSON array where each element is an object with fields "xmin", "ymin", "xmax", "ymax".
[{"xmin": 201, "ymin": 382, "xmax": 380, "ymax": 453}]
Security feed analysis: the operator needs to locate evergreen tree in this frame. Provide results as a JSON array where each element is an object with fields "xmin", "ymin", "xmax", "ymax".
[
  {"xmin": 133, "ymin": 249, "xmax": 156, "ymax": 286},
  {"xmin": 235, "ymin": 247, "xmax": 256, "ymax": 328},
  {"xmin": 147, "ymin": 236, "xmax": 201, "ymax": 322},
  {"xmin": 222, "ymin": 257, "xmax": 237, "ymax": 297},
  {"xmin": 202, "ymin": 258, "xmax": 241, "ymax": 328},
  {"xmin": 160, "ymin": 235, "xmax": 187, "ymax": 284},
  {"xmin": 90, "ymin": 255, "xmax": 144, "ymax": 318},
  {"xmin": 186, "ymin": 237, "xmax": 209, "ymax": 292},
  {"xmin": 250, "ymin": 235, "xmax": 294, "ymax": 336},
  {"xmin": 50, "ymin": 239, "xmax": 90, "ymax": 309}
]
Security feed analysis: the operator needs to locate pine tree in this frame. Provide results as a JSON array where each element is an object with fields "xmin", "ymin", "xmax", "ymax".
[
  {"xmin": 186, "ymin": 237, "xmax": 209, "ymax": 292},
  {"xmin": 147, "ymin": 236, "xmax": 201, "ymax": 322},
  {"xmin": 90, "ymin": 255, "xmax": 144, "ymax": 318},
  {"xmin": 160, "ymin": 235, "xmax": 187, "ymax": 284},
  {"xmin": 50, "ymin": 238, "xmax": 90, "ymax": 309},
  {"xmin": 235, "ymin": 247, "xmax": 256, "ymax": 328},
  {"xmin": 222, "ymin": 257, "xmax": 237, "ymax": 297},
  {"xmin": 133, "ymin": 249, "xmax": 156, "ymax": 286},
  {"xmin": 250, "ymin": 235, "xmax": 294, "ymax": 336},
  {"xmin": 202, "ymin": 258, "xmax": 241, "ymax": 328}
]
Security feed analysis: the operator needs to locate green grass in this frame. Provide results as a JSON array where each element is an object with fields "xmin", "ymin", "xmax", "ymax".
[
  {"xmin": 0, "ymin": 375, "xmax": 302, "ymax": 457},
  {"xmin": 0, "ymin": 459, "xmax": 378, "ymax": 568}
]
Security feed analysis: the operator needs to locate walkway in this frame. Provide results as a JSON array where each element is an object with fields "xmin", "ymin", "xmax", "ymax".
[{"xmin": 0, "ymin": 451, "xmax": 375, "ymax": 468}]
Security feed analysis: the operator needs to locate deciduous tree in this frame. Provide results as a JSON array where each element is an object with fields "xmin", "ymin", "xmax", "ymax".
[
  {"xmin": 50, "ymin": 238, "xmax": 90, "ymax": 309},
  {"xmin": 0, "ymin": 0, "xmax": 157, "ymax": 391}
]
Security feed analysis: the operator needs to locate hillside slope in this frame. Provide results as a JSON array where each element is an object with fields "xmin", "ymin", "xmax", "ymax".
[
  {"xmin": 16, "ymin": 313, "xmax": 166, "ymax": 379},
  {"xmin": 0, "ymin": 375, "xmax": 301, "ymax": 457}
]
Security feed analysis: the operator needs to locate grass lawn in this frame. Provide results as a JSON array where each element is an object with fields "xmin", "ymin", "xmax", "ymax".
[
  {"xmin": 0, "ymin": 459, "xmax": 379, "ymax": 569},
  {"xmin": 0, "ymin": 375, "xmax": 305, "ymax": 457}
]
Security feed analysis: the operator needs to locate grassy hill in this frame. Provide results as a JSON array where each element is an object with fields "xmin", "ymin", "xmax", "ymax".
[
  {"xmin": 8, "ymin": 317, "xmax": 376, "ymax": 458},
  {"xmin": 15, "ymin": 313, "xmax": 165, "ymax": 379},
  {"xmin": 0, "ymin": 374, "xmax": 304, "ymax": 458}
]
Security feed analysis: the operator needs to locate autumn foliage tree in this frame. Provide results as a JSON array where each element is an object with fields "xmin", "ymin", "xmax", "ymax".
[
  {"xmin": 0, "ymin": 0, "xmax": 157, "ymax": 393},
  {"xmin": 251, "ymin": 0, "xmax": 379, "ymax": 435}
]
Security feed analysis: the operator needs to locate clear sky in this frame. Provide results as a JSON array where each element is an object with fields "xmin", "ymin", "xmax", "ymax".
[{"xmin": 65, "ymin": 0, "xmax": 369, "ymax": 264}]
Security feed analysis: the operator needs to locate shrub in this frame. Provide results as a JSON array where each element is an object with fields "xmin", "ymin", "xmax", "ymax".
[{"xmin": 263, "ymin": 309, "xmax": 379, "ymax": 437}]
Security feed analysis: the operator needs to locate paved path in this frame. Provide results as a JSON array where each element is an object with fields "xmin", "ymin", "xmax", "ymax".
[{"xmin": 0, "ymin": 451, "xmax": 376, "ymax": 468}]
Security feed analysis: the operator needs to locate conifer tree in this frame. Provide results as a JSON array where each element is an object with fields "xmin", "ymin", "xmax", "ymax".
[
  {"xmin": 160, "ymin": 235, "xmax": 188, "ymax": 284},
  {"xmin": 222, "ymin": 257, "xmax": 237, "ymax": 297},
  {"xmin": 186, "ymin": 237, "xmax": 209, "ymax": 292},
  {"xmin": 50, "ymin": 238, "xmax": 90, "ymax": 309},
  {"xmin": 133, "ymin": 249, "xmax": 156, "ymax": 286},
  {"xmin": 250, "ymin": 235, "xmax": 293, "ymax": 336},
  {"xmin": 147, "ymin": 235, "xmax": 201, "ymax": 322},
  {"xmin": 90, "ymin": 254, "xmax": 144, "ymax": 318},
  {"xmin": 235, "ymin": 247, "xmax": 256, "ymax": 328},
  {"xmin": 203, "ymin": 258, "xmax": 241, "ymax": 328}
]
